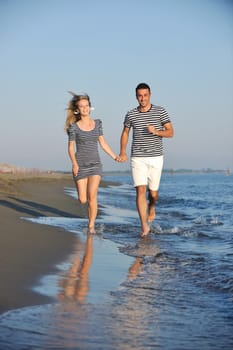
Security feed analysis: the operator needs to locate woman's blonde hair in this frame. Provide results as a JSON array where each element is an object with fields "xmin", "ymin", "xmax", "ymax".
[{"xmin": 64, "ymin": 91, "xmax": 91, "ymax": 131}]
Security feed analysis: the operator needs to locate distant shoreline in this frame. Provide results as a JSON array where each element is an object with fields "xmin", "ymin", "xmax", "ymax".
[
  {"xmin": 103, "ymin": 169, "xmax": 230, "ymax": 175},
  {"xmin": 0, "ymin": 161, "xmax": 230, "ymax": 177}
]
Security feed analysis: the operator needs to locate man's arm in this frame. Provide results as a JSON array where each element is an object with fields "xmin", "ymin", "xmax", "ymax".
[
  {"xmin": 119, "ymin": 126, "xmax": 130, "ymax": 161},
  {"xmin": 147, "ymin": 122, "xmax": 174, "ymax": 138}
]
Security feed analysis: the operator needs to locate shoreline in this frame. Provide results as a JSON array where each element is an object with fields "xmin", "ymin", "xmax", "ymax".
[{"xmin": 0, "ymin": 173, "xmax": 113, "ymax": 314}]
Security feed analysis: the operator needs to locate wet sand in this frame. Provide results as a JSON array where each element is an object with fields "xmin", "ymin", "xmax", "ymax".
[{"xmin": 0, "ymin": 173, "xmax": 111, "ymax": 314}]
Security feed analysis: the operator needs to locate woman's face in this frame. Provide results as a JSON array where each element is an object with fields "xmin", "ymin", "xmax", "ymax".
[{"xmin": 77, "ymin": 99, "xmax": 90, "ymax": 116}]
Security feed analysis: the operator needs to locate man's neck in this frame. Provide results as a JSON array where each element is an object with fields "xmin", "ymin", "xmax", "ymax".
[{"xmin": 138, "ymin": 104, "xmax": 152, "ymax": 113}]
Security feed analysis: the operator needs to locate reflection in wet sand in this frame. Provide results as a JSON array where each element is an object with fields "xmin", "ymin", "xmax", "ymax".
[
  {"xmin": 128, "ymin": 257, "xmax": 143, "ymax": 281},
  {"xmin": 58, "ymin": 234, "xmax": 93, "ymax": 303},
  {"xmin": 53, "ymin": 237, "xmax": 154, "ymax": 349},
  {"xmin": 0, "ymin": 233, "xmax": 165, "ymax": 349},
  {"xmin": 46, "ymin": 233, "xmax": 142, "ymax": 349},
  {"xmin": 108, "ymin": 239, "xmax": 162, "ymax": 349}
]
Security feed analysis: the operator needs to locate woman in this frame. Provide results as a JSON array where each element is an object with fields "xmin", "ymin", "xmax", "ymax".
[{"xmin": 65, "ymin": 92, "xmax": 120, "ymax": 233}]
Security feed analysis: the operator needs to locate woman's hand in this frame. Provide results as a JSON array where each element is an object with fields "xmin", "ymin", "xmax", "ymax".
[{"xmin": 72, "ymin": 163, "xmax": 79, "ymax": 177}]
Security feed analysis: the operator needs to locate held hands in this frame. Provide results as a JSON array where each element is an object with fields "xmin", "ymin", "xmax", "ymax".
[{"xmin": 115, "ymin": 154, "xmax": 128, "ymax": 162}]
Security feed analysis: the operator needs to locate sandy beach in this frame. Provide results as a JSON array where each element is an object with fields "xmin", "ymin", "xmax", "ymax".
[{"xmin": 0, "ymin": 173, "xmax": 92, "ymax": 314}]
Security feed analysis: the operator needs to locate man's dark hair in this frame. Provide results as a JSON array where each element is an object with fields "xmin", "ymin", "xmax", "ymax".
[{"xmin": 136, "ymin": 83, "xmax": 151, "ymax": 94}]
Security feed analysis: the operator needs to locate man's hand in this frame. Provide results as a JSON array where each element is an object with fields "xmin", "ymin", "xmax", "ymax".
[
  {"xmin": 147, "ymin": 125, "xmax": 158, "ymax": 135},
  {"xmin": 118, "ymin": 154, "xmax": 128, "ymax": 162}
]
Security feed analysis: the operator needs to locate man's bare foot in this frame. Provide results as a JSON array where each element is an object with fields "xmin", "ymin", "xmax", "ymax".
[
  {"xmin": 148, "ymin": 207, "xmax": 156, "ymax": 223},
  {"xmin": 88, "ymin": 227, "xmax": 96, "ymax": 234},
  {"xmin": 141, "ymin": 224, "xmax": 150, "ymax": 238}
]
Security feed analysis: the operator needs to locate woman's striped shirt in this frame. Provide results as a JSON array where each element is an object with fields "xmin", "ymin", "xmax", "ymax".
[
  {"xmin": 124, "ymin": 104, "xmax": 171, "ymax": 157},
  {"xmin": 67, "ymin": 119, "xmax": 103, "ymax": 167}
]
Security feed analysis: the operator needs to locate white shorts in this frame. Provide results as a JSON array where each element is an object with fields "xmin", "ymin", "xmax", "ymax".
[{"xmin": 131, "ymin": 156, "xmax": 164, "ymax": 190}]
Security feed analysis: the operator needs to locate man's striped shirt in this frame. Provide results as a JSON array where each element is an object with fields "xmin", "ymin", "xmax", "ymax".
[{"xmin": 124, "ymin": 104, "xmax": 171, "ymax": 157}]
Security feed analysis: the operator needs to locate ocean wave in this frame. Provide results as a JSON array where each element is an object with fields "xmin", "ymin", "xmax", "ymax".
[{"xmin": 193, "ymin": 215, "xmax": 223, "ymax": 226}]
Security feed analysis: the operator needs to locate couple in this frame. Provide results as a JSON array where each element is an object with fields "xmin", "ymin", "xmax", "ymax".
[{"xmin": 65, "ymin": 83, "xmax": 174, "ymax": 237}]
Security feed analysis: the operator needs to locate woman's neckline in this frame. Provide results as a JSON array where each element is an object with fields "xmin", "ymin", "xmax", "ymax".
[{"xmin": 76, "ymin": 119, "xmax": 96, "ymax": 132}]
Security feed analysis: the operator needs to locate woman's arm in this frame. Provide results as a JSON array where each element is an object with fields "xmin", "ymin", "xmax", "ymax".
[
  {"xmin": 98, "ymin": 135, "xmax": 118, "ymax": 160},
  {"xmin": 68, "ymin": 141, "xmax": 79, "ymax": 176}
]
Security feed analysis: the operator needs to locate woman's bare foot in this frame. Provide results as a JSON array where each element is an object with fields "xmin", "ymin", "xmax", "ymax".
[{"xmin": 141, "ymin": 224, "xmax": 150, "ymax": 238}]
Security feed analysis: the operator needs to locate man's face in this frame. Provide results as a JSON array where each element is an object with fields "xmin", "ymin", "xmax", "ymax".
[{"xmin": 136, "ymin": 88, "xmax": 151, "ymax": 108}]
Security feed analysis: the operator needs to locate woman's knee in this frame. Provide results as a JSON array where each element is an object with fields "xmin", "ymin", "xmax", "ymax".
[{"xmin": 78, "ymin": 196, "xmax": 87, "ymax": 204}]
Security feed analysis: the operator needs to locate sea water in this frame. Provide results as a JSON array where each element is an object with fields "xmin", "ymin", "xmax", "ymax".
[{"xmin": 0, "ymin": 173, "xmax": 232, "ymax": 349}]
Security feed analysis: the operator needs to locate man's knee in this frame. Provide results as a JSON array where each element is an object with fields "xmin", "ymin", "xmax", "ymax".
[
  {"xmin": 136, "ymin": 185, "xmax": 147, "ymax": 195},
  {"xmin": 149, "ymin": 190, "xmax": 159, "ymax": 202}
]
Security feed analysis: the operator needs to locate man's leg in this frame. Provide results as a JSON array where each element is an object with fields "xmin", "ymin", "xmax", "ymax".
[
  {"xmin": 148, "ymin": 190, "xmax": 158, "ymax": 222},
  {"xmin": 136, "ymin": 185, "xmax": 150, "ymax": 237},
  {"xmin": 147, "ymin": 156, "xmax": 163, "ymax": 222}
]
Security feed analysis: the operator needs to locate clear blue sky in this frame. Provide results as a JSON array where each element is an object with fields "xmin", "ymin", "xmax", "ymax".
[{"xmin": 1, "ymin": 0, "xmax": 232, "ymax": 171}]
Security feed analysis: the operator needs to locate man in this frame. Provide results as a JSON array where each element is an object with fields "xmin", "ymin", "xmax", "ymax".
[{"xmin": 119, "ymin": 83, "xmax": 174, "ymax": 237}]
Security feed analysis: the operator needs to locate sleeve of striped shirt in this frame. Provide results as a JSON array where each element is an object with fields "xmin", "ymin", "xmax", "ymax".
[
  {"xmin": 160, "ymin": 107, "xmax": 170, "ymax": 125},
  {"xmin": 98, "ymin": 119, "xmax": 104, "ymax": 136},
  {"xmin": 67, "ymin": 124, "xmax": 76, "ymax": 141},
  {"xmin": 123, "ymin": 113, "xmax": 131, "ymax": 129}
]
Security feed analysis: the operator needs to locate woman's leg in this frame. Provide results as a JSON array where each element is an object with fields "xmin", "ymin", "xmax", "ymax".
[
  {"xmin": 76, "ymin": 178, "xmax": 88, "ymax": 204},
  {"xmin": 87, "ymin": 175, "xmax": 101, "ymax": 232}
]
